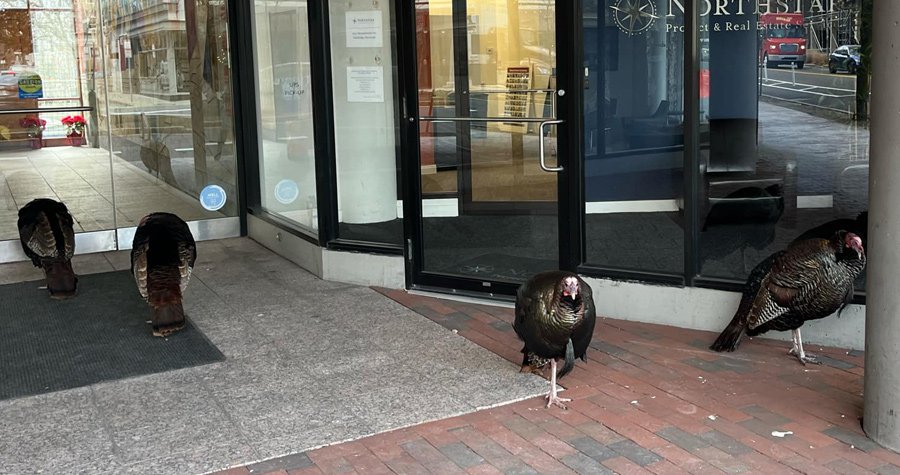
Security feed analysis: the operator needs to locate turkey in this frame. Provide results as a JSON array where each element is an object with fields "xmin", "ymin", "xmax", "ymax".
[
  {"xmin": 138, "ymin": 112, "xmax": 177, "ymax": 187},
  {"xmin": 710, "ymin": 230, "xmax": 865, "ymax": 364},
  {"xmin": 514, "ymin": 271, "xmax": 597, "ymax": 409},
  {"xmin": 131, "ymin": 212, "xmax": 196, "ymax": 337},
  {"xmin": 17, "ymin": 198, "xmax": 78, "ymax": 299}
]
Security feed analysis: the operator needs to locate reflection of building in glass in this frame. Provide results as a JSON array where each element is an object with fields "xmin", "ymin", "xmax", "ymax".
[
  {"xmin": 806, "ymin": 0, "xmax": 860, "ymax": 52},
  {"xmin": 103, "ymin": 0, "xmax": 189, "ymax": 99}
]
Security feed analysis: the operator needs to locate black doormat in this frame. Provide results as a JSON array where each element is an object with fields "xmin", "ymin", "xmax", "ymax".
[
  {"xmin": 435, "ymin": 252, "xmax": 558, "ymax": 282},
  {"xmin": 0, "ymin": 270, "xmax": 224, "ymax": 401}
]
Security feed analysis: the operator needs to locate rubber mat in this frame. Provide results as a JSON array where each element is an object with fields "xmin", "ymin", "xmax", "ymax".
[{"xmin": 0, "ymin": 270, "xmax": 224, "ymax": 400}]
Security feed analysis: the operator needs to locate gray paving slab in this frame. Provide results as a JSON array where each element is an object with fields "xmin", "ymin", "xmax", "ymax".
[
  {"xmin": 568, "ymin": 436, "xmax": 619, "ymax": 462},
  {"xmin": 0, "ymin": 238, "xmax": 546, "ymax": 474},
  {"xmin": 560, "ymin": 452, "xmax": 616, "ymax": 474}
]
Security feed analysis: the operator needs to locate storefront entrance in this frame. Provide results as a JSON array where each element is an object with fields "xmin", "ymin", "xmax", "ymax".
[
  {"xmin": 0, "ymin": 0, "xmax": 240, "ymax": 263},
  {"xmin": 404, "ymin": 0, "xmax": 579, "ymax": 295}
]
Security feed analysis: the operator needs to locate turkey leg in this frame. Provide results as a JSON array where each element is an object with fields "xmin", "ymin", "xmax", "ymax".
[
  {"xmin": 545, "ymin": 359, "xmax": 571, "ymax": 409},
  {"xmin": 788, "ymin": 328, "xmax": 821, "ymax": 365}
]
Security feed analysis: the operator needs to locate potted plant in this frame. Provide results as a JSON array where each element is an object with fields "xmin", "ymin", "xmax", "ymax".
[
  {"xmin": 61, "ymin": 114, "xmax": 86, "ymax": 146},
  {"xmin": 20, "ymin": 116, "xmax": 46, "ymax": 149}
]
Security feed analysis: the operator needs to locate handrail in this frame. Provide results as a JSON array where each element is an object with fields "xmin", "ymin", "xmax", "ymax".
[
  {"xmin": 419, "ymin": 116, "xmax": 554, "ymax": 123},
  {"xmin": 0, "ymin": 106, "xmax": 93, "ymax": 115},
  {"xmin": 539, "ymin": 119, "xmax": 564, "ymax": 172},
  {"xmin": 467, "ymin": 88, "xmax": 555, "ymax": 94}
]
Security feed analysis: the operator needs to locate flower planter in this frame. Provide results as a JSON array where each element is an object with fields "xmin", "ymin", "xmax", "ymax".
[
  {"xmin": 61, "ymin": 115, "xmax": 87, "ymax": 146},
  {"xmin": 66, "ymin": 134, "xmax": 85, "ymax": 146},
  {"xmin": 30, "ymin": 138, "xmax": 43, "ymax": 149}
]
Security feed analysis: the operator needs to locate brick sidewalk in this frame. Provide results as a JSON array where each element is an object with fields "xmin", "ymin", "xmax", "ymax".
[{"xmin": 213, "ymin": 290, "xmax": 899, "ymax": 475}]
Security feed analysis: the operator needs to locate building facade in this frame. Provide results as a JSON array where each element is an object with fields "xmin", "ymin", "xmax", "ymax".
[{"xmin": 0, "ymin": 0, "xmax": 871, "ymax": 349}]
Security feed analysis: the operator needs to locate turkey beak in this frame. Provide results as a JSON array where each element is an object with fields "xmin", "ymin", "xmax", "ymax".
[
  {"xmin": 848, "ymin": 235, "xmax": 864, "ymax": 259},
  {"xmin": 564, "ymin": 278, "xmax": 579, "ymax": 300}
]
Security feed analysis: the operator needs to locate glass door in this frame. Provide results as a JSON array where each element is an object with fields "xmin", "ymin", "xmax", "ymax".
[
  {"xmin": 0, "ymin": 0, "xmax": 240, "ymax": 265},
  {"xmin": 0, "ymin": 0, "xmax": 117, "ymax": 262},
  {"xmin": 409, "ymin": 0, "xmax": 566, "ymax": 293}
]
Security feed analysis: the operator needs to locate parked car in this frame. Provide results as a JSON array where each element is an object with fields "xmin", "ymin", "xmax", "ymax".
[{"xmin": 829, "ymin": 45, "xmax": 860, "ymax": 74}]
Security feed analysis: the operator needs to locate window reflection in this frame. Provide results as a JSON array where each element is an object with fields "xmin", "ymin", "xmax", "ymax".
[
  {"xmin": 699, "ymin": 3, "xmax": 869, "ymax": 289},
  {"xmin": 252, "ymin": 1, "xmax": 318, "ymax": 233},
  {"xmin": 582, "ymin": 0, "xmax": 684, "ymax": 274},
  {"xmin": 102, "ymin": 0, "xmax": 238, "ymax": 225}
]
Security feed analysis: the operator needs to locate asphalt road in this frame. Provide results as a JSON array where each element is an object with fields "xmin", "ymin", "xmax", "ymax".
[{"xmin": 759, "ymin": 64, "xmax": 860, "ymax": 114}]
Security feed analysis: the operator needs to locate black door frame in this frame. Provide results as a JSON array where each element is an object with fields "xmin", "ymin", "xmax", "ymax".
[{"xmin": 398, "ymin": 0, "xmax": 583, "ymax": 297}]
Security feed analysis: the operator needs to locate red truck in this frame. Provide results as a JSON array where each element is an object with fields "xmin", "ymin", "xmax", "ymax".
[{"xmin": 759, "ymin": 13, "xmax": 807, "ymax": 69}]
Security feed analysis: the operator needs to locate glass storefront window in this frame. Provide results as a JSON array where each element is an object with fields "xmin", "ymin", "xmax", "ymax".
[
  {"xmin": 329, "ymin": 1, "xmax": 402, "ymax": 246},
  {"xmin": 251, "ymin": 1, "xmax": 318, "ymax": 233},
  {"xmin": 582, "ymin": 0, "xmax": 684, "ymax": 275},
  {"xmin": 0, "ymin": 0, "xmax": 239, "ymax": 249},
  {"xmin": 698, "ymin": 2, "xmax": 869, "ymax": 287},
  {"xmin": 102, "ymin": 0, "xmax": 240, "ymax": 234}
]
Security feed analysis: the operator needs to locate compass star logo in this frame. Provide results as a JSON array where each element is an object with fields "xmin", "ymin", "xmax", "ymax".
[{"xmin": 610, "ymin": 0, "xmax": 659, "ymax": 36}]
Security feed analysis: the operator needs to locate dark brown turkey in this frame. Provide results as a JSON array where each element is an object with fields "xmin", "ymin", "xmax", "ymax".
[
  {"xmin": 710, "ymin": 230, "xmax": 865, "ymax": 364},
  {"xmin": 131, "ymin": 212, "xmax": 196, "ymax": 337},
  {"xmin": 514, "ymin": 271, "xmax": 596, "ymax": 408},
  {"xmin": 17, "ymin": 198, "xmax": 78, "ymax": 299}
]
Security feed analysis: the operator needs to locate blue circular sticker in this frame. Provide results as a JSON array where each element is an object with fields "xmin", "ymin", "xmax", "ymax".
[
  {"xmin": 199, "ymin": 184, "xmax": 227, "ymax": 211},
  {"xmin": 274, "ymin": 179, "xmax": 300, "ymax": 205}
]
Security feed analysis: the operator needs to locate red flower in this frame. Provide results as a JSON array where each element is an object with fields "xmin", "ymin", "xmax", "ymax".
[
  {"xmin": 61, "ymin": 114, "xmax": 86, "ymax": 135},
  {"xmin": 19, "ymin": 117, "xmax": 46, "ymax": 128},
  {"xmin": 20, "ymin": 116, "xmax": 46, "ymax": 137}
]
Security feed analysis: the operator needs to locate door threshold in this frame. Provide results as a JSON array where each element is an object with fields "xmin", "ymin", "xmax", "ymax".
[{"xmin": 407, "ymin": 288, "xmax": 515, "ymax": 308}]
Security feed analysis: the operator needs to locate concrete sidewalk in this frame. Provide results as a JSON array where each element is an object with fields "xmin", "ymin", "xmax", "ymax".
[{"xmin": 0, "ymin": 238, "xmax": 546, "ymax": 474}]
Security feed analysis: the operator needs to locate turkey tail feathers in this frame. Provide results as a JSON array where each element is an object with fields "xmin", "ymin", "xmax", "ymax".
[
  {"xmin": 43, "ymin": 259, "xmax": 77, "ymax": 299},
  {"xmin": 710, "ymin": 313, "xmax": 746, "ymax": 352},
  {"xmin": 151, "ymin": 302, "xmax": 186, "ymax": 337},
  {"xmin": 557, "ymin": 338, "xmax": 575, "ymax": 379}
]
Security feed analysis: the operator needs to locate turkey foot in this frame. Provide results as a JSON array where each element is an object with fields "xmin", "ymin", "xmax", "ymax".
[
  {"xmin": 544, "ymin": 360, "xmax": 570, "ymax": 409},
  {"xmin": 788, "ymin": 346, "xmax": 821, "ymax": 365},
  {"xmin": 789, "ymin": 329, "xmax": 822, "ymax": 365},
  {"xmin": 545, "ymin": 392, "xmax": 571, "ymax": 409}
]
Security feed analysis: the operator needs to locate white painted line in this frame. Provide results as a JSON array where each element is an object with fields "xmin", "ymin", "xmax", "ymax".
[
  {"xmin": 396, "ymin": 198, "xmax": 459, "ymax": 218},
  {"xmin": 586, "ymin": 199, "xmax": 679, "ymax": 214},
  {"xmin": 395, "ymin": 198, "xmax": 680, "ymax": 218},
  {"xmin": 797, "ymin": 194, "xmax": 833, "ymax": 209}
]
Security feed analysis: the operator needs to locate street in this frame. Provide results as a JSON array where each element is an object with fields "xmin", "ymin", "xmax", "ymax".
[{"xmin": 760, "ymin": 64, "xmax": 859, "ymax": 115}]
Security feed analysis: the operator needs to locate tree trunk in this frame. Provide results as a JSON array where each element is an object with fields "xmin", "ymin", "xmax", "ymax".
[
  {"xmin": 185, "ymin": 0, "xmax": 209, "ymax": 191},
  {"xmin": 856, "ymin": 0, "xmax": 872, "ymax": 120}
]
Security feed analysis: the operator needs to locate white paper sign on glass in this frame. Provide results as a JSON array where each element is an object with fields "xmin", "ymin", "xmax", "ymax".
[
  {"xmin": 346, "ymin": 10, "xmax": 382, "ymax": 48},
  {"xmin": 347, "ymin": 66, "xmax": 384, "ymax": 103}
]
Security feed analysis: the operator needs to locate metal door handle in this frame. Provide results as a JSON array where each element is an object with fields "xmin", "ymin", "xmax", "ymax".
[{"xmin": 539, "ymin": 119, "xmax": 564, "ymax": 172}]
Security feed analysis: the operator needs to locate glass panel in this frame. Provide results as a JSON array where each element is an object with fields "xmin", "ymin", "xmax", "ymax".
[
  {"xmin": 698, "ymin": 3, "xmax": 868, "ymax": 288},
  {"xmin": 417, "ymin": 0, "xmax": 458, "ymax": 195},
  {"xmin": 329, "ymin": 1, "xmax": 402, "ymax": 246},
  {"xmin": 252, "ymin": 1, "xmax": 318, "ymax": 233},
  {"xmin": 582, "ymin": 0, "xmax": 684, "ymax": 274},
  {"xmin": 468, "ymin": 1, "xmax": 557, "ymax": 204},
  {"xmin": 100, "ymin": 0, "xmax": 239, "ymax": 232},
  {"xmin": 417, "ymin": 0, "xmax": 559, "ymax": 283},
  {"xmin": 0, "ymin": 1, "xmax": 115, "ymax": 241}
]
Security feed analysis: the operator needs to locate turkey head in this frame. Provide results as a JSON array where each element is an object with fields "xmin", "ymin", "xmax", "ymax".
[
  {"xmin": 131, "ymin": 212, "xmax": 196, "ymax": 337},
  {"xmin": 834, "ymin": 230, "xmax": 864, "ymax": 261},
  {"xmin": 17, "ymin": 198, "xmax": 78, "ymax": 299}
]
